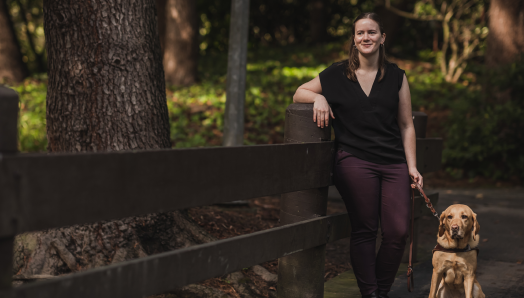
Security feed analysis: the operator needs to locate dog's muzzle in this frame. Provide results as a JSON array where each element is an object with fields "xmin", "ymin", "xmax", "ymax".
[{"xmin": 451, "ymin": 229, "xmax": 463, "ymax": 239}]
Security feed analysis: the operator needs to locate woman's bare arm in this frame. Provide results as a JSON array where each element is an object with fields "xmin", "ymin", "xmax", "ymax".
[
  {"xmin": 293, "ymin": 76, "xmax": 334, "ymax": 128},
  {"xmin": 397, "ymin": 74, "xmax": 423, "ymax": 187}
]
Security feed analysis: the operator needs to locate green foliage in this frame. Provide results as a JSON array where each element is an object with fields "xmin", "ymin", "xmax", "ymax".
[
  {"xmin": 441, "ymin": 59, "xmax": 524, "ymax": 180},
  {"xmin": 11, "ymin": 46, "xmax": 523, "ymax": 181},
  {"xmin": 407, "ymin": 57, "xmax": 524, "ymax": 181},
  {"xmin": 7, "ymin": 0, "xmax": 47, "ymax": 73},
  {"xmin": 167, "ymin": 45, "xmax": 332, "ymax": 148},
  {"xmin": 11, "ymin": 76, "xmax": 48, "ymax": 152}
]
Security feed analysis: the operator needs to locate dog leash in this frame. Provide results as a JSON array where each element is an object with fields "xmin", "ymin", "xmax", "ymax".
[{"xmin": 407, "ymin": 178, "xmax": 439, "ymax": 292}]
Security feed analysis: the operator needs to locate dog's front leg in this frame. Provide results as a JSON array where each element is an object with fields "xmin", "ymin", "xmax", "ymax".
[
  {"xmin": 428, "ymin": 269, "xmax": 443, "ymax": 298},
  {"xmin": 464, "ymin": 274, "xmax": 475, "ymax": 298}
]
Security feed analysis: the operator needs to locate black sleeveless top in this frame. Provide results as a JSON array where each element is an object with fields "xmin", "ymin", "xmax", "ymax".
[{"xmin": 319, "ymin": 60, "xmax": 407, "ymax": 165}]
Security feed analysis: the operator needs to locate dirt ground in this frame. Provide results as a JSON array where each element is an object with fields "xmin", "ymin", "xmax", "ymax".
[{"xmin": 149, "ymin": 195, "xmax": 353, "ymax": 298}]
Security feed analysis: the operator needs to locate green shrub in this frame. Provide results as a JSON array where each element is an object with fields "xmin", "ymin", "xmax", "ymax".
[
  {"xmin": 442, "ymin": 59, "xmax": 524, "ymax": 180},
  {"xmin": 11, "ymin": 78, "xmax": 48, "ymax": 152}
]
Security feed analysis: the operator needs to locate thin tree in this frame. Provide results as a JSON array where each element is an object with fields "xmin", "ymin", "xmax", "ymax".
[
  {"xmin": 14, "ymin": 0, "xmax": 214, "ymax": 280},
  {"xmin": 486, "ymin": 0, "xmax": 524, "ymax": 66},
  {"xmin": 0, "ymin": 0, "xmax": 27, "ymax": 83},
  {"xmin": 157, "ymin": 0, "xmax": 198, "ymax": 86}
]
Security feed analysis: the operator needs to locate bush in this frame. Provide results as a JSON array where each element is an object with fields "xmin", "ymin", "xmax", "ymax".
[
  {"xmin": 442, "ymin": 58, "xmax": 524, "ymax": 180},
  {"xmin": 11, "ymin": 77, "xmax": 48, "ymax": 152}
]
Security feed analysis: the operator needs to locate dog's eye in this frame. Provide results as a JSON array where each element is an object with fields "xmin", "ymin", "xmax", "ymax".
[
  {"xmin": 447, "ymin": 215, "xmax": 453, "ymax": 219},
  {"xmin": 461, "ymin": 215, "xmax": 468, "ymax": 219}
]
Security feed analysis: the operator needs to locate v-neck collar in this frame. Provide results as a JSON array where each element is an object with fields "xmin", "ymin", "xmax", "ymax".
[{"xmin": 355, "ymin": 69, "xmax": 380, "ymax": 98}]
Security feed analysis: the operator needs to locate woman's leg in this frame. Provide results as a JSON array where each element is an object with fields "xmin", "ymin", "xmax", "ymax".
[
  {"xmin": 375, "ymin": 163, "xmax": 411, "ymax": 292},
  {"xmin": 334, "ymin": 150, "xmax": 381, "ymax": 296}
]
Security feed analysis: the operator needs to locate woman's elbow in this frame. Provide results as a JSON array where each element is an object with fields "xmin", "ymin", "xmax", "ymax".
[{"xmin": 292, "ymin": 89, "xmax": 300, "ymax": 103}]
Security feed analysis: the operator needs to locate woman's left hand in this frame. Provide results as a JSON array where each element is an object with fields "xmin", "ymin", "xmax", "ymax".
[{"xmin": 409, "ymin": 167, "xmax": 423, "ymax": 188}]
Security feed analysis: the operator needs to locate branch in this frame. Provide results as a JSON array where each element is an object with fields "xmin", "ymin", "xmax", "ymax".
[{"xmin": 384, "ymin": 0, "xmax": 443, "ymax": 21}]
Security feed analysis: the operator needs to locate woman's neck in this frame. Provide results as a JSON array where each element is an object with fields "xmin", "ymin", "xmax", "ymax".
[{"xmin": 358, "ymin": 51, "xmax": 380, "ymax": 72}]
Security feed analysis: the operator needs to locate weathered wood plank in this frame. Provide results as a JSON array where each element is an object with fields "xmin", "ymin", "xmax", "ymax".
[
  {"xmin": 0, "ymin": 86, "xmax": 18, "ymax": 290},
  {"xmin": 0, "ymin": 86, "xmax": 19, "ymax": 154},
  {"xmin": 0, "ymin": 142, "xmax": 334, "ymax": 236},
  {"xmin": 416, "ymin": 138, "xmax": 443, "ymax": 174},
  {"xmin": 1, "ymin": 212, "xmax": 350, "ymax": 298}
]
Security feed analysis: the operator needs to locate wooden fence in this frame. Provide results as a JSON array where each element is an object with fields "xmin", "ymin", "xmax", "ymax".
[{"xmin": 0, "ymin": 86, "xmax": 442, "ymax": 298}]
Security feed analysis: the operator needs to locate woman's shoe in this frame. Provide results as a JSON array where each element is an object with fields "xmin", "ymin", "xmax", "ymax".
[
  {"xmin": 377, "ymin": 290, "xmax": 389, "ymax": 298},
  {"xmin": 362, "ymin": 291, "xmax": 378, "ymax": 298}
]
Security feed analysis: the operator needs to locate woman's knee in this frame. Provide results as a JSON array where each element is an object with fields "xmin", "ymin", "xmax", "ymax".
[{"xmin": 381, "ymin": 226, "xmax": 409, "ymax": 243}]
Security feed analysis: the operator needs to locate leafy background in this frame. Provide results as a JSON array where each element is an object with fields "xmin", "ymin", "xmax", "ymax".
[{"xmin": 4, "ymin": 0, "xmax": 524, "ymax": 184}]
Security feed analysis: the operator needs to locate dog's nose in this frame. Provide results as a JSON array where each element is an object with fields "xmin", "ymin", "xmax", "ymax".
[{"xmin": 451, "ymin": 224, "xmax": 459, "ymax": 230}]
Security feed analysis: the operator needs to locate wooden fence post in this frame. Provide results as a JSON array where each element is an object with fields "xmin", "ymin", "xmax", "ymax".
[
  {"xmin": 0, "ymin": 86, "xmax": 19, "ymax": 290},
  {"xmin": 277, "ymin": 103, "xmax": 332, "ymax": 298}
]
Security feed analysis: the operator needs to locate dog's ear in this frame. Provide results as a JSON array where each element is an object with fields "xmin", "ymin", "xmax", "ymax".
[
  {"xmin": 472, "ymin": 212, "xmax": 480, "ymax": 240},
  {"xmin": 438, "ymin": 211, "xmax": 446, "ymax": 237}
]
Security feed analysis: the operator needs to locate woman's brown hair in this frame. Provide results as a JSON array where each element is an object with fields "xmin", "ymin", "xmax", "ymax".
[{"xmin": 347, "ymin": 12, "xmax": 388, "ymax": 82}]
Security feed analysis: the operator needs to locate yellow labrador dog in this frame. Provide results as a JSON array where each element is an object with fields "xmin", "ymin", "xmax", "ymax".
[{"xmin": 429, "ymin": 204, "xmax": 485, "ymax": 298}]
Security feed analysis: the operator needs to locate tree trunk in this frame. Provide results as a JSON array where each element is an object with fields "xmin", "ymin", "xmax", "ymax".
[
  {"xmin": 0, "ymin": 0, "xmax": 28, "ymax": 83},
  {"xmin": 44, "ymin": 0, "xmax": 171, "ymax": 152},
  {"xmin": 162, "ymin": 0, "xmax": 198, "ymax": 86},
  {"xmin": 309, "ymin": 0, "xmax": 326, "ymax": 44},
  {"xmin": 486, "ymin": 0, "xmax": 524, "ymax": 66},
  {"xmin": 14, "ymin": 0, "xmax": 214, "ymax": 282},
  {"xmin": 156, "ymin": 0, "xmax": 167, "ymax": 53},
  {"xmin": 375, "ymin": 0, "xmax": 409, "ymax": 50}
]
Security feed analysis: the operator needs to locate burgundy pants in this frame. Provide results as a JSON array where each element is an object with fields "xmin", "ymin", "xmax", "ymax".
[{"xmin": 333, "ymin": 149, "xmax": 411, "ymax": 296}]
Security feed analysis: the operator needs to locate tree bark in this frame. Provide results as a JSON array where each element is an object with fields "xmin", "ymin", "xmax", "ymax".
[
  {"xmin": 156, "ymin": 0, "xmax": 167, "ymax": 53},
  {"xmin": 162, "ymin": 0, "xmax": 198, "ymax": 86},
  {"xmin": 486, "ymin": 0, "xmax": 524, "ymax": 66},
  {"xmin": 44, "ymin": 0, "xmax": 171, "ymax": 152},
  {"xmin": 0, "ymin": 0, "xmax": 28, "ymax": 83},
  {"xmin": 13, "ymin": 0, "xmax": 214, "ymax": 281}
]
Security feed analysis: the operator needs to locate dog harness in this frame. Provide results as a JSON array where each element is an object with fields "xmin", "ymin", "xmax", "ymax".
[{"xmin": 432, "ymin": 243, "xmax": 480, "ymax": 256}]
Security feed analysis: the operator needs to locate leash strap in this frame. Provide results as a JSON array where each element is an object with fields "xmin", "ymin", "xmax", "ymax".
[
  {"xmin": 407, "ymin": 187, "xmax": 415, "ymax": 292},
  {"xmin": 407, "ymin": 179, "xmax": 439, "ymax": 292}
]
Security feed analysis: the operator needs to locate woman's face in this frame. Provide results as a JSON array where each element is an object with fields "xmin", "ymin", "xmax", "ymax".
[{"xmin": 353, "ymin": 18, "xmax": 385, "ymax": 56}]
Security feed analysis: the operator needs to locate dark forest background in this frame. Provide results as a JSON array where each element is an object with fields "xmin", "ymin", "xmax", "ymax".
[{"xmin": 1, "ymin": 0, "xmax": 523, "ymax": 185}]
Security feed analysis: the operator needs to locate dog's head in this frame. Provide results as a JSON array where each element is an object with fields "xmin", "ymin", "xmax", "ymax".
[{"xmin": 439, "ymin": 204, "xmax": 480, "ymax": 241}]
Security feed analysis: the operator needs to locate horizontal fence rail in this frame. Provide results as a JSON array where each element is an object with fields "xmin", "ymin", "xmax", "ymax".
[
  {"xmin": 0, "ymin": 142, "xmax": 334, "ymax": 237},
  {"xmin": 0, "ymin": 192, "xmax": 438, "ymax": 298},
  {"xmin": 0, "ymin": 139, "xmax": 442, "ymax": 238},
  {"xmin": 1, "ymin": 213, "xmax": 351, "ymax": 298}
]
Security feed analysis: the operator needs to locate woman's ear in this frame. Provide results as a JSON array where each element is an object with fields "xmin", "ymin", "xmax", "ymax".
[
  {"xmin": 472, "ymin": 212, "xmax": 480, "ymax": 240},
  {"xmin": 381, "ymin": 32, "xmax": 386, "ymax": 45},
  {"xmin": 438, "ymin": 211, "xmax": 446, "ymax": 237}
]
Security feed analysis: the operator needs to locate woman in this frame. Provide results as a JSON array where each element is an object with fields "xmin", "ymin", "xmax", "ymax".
[{"xmin": 292, "ymin": 12, "xmax": 423, "ymax": 298}]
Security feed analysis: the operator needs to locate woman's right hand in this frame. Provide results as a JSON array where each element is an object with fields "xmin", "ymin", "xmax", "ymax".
[{"xmin": 313, "ymin": 95, "xmax": 335, "ymax": 128}]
